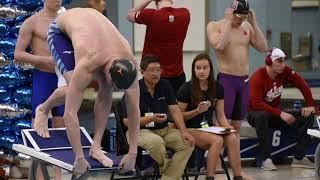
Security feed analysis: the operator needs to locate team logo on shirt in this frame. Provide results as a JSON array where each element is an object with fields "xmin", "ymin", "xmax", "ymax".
[
  {"xmin": 169, "ymin": 15, "xmax": 175, "ymax": 22},
  {"xmin": 63, "ymin": 51, "xmax": 73, "ymax": 54},
  {"xmin": 117, "ymin": 68, "xmax": 123, "ymax": 76},
  {"xmin": 265, "ymin": 85, "xmax": 283, "ymax": 102}
]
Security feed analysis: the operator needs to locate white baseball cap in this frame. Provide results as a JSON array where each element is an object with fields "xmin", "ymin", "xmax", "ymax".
[{"xmin": 270, "ymin": 48, "xmax": 286, "ymax": 61}]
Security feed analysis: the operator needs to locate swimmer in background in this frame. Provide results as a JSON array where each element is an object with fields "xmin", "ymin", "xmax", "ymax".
[
  {"xmin": 207, "ymin": 0, "xmax": 267, "ymax": 178},
  {"xmin": 14, "ymin": 0, "xmax": 66, "ymax": 179}
]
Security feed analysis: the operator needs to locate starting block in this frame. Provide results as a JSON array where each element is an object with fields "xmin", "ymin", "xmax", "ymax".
[{"xmin": 12, "ymin": 127, "xmax": 123, "ymax": 179}]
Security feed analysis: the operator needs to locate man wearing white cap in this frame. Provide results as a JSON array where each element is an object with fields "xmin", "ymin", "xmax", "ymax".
[{"xmin": 247, "ymin": 47, "xmax": 316, "ymax": 171}]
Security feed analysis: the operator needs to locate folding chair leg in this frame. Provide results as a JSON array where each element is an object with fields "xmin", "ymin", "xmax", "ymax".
[
  {"xmin": 152, "ymin": 165, "xmax": 160, "ymax": 180},
  {"xmin": 183, "ymin": 168, "xmax": 189, "ymax": 180},
  {"xmin": 220, "ymin": 155, "xmax": 231, "ymax": 180},
  {"xmin": 110, "ymin": 171, "xmax": 115, "ymax": 180}
]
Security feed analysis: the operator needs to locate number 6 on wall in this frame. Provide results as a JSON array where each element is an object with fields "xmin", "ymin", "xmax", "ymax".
[{"xmin": 272, "ymin": 130, "xmax": 281, "ymax": 147}]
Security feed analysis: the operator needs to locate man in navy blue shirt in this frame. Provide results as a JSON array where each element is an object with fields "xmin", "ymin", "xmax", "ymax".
[{"xmin": 122, "ymin": 55, "xmax": 194, "ymax": 180}]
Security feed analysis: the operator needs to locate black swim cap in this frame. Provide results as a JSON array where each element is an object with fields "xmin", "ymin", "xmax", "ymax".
[
  {"xmin": 109, "ymin": 59, "xmax": 137, "ymax": 89},
  {"xmin": 231, "ymin": 0, "xmax": 249, "ymax": 14}
]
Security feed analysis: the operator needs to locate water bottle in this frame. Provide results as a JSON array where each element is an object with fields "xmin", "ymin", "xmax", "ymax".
[
  {"xmin": 293, "ymin": 100, "xmax": 302, "ymax": 110},
  {"xmin": 200, "ymin": 114, "xmax": 209, "ymax": 128},
  {"xmin": 109, "ymin": 127, "xmax": 116, "ymax": 153}
]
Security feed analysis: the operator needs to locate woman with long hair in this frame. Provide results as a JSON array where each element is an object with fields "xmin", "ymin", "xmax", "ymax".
[{"xmin": 177, "ymin": 53, "xmax": 251, "ymax": 180}]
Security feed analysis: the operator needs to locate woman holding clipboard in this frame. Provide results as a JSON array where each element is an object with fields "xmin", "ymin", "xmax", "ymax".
[{"xmin": 177, "ymin": 53, "xmax": 251, "ymax": 180}]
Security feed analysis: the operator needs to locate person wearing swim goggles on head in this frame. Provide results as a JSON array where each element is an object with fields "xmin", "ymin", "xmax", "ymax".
[
  {"xmin": 207, "ymin": 0, "xmax": 268, "ymax": 179},
  {"xmin": 232, "ymin": 0, "xmax": 250, "ymax": 20}
]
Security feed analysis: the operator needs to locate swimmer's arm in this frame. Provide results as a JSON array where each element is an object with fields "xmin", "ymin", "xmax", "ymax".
[
  {"xmin": 94, "ymin": 73, "xmax": 113, "ymax": 143},
  {"xmin": 247, "ymin": 22, "xmax": 268, "ymax": 52},
  {"xmin": 215, "ymin": 99, "xmax": 230, "ymax": 127},
  {"xmin": 95, "ymin": 85, "xmax": 112, "ymax": 111},
  {"xmin": 64, "ymin": 66, "xmax": 93, "ymax": 159},
  {"xmin": 127, "ymin": 0, "xmax": 152, "ymax": 22},
  {"xmin": 14, "ymin": 18, "xmax": 53, "ymax": 66},
  {"xmin": 124, "ymin": 79, "xmax": 140, "ymax": 155},
  {"xmin": 122, "ymin": 99, "xmax": 153, "ymax": 127},
  {"xmin": 124, "ymin": 116, "xmax": 154, "ymax": 127},
  {"xmin": 177, "ymin": 101, "xmax": 199, "ymax": 121},
  {"xmin": 207, "ymin": 21, "xmax": 232, "ymax": 51}
]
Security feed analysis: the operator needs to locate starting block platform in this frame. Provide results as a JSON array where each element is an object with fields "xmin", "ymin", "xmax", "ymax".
[{"xmin": 12, "ymin": 127, "xmax": 123, "ymax": 177}]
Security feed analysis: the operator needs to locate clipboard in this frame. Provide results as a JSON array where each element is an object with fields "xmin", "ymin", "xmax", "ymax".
[{"xmin": 197, "ymin": 126, "xmax": 236, "ymax": 135}]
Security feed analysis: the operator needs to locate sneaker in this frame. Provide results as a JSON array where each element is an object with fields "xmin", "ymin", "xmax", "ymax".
[
  {"xmin": 261, "ymin": 158, "xmax": 277, "ymax": 171},
  {"xmin": 291, "ymin": 157, "xmax": 314, "ymax": 169}
]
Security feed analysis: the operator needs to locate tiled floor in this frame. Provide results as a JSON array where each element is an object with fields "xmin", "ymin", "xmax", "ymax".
[
  {"xmin": 7, "ymin": 163, "xmax": 317, "ymax": 179},
  {"xmin": 238, "ymin": 165, "xmax": 315, "ymax": 180},
  {"xmin": 50, "ymin": 165, "xmax": 315, "ymax": 180}
]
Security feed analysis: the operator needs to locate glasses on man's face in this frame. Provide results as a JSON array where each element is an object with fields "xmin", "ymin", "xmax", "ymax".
[{"xmin": 234, "ymin": 13, "xmax": 249, "ymax": 20}]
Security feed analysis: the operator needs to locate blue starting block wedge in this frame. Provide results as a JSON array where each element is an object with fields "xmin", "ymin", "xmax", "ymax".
[{"xmin": 12, "ymin": 127, "xmax": 123, "ymax": 173}]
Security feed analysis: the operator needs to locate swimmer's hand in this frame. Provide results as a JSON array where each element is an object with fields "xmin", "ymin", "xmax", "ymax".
[
  {"xmin": 73, "ymin": 157, "xmax": 91, "ymax": 175},
  {"xmin": 118, "ymin": 152, "xmax": 137, "ymax": 173},
  {"xmin": 248, "ymin": 9, "xmax": 257, "ymax": 25}
]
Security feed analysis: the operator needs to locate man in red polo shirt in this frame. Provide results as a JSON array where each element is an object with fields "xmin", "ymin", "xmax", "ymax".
[
  {"xmin": 248, "ymin": 47, "xmax": 315, "ymax": 171},
  {"xmin": 127, "ymin": 0, "xmax": 190, "ymax": 93}
]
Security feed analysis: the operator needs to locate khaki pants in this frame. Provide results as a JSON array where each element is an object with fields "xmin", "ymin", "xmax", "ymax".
[{"xmin": 133, "ymin": 127, "xmax": 193, "ymax": 180}]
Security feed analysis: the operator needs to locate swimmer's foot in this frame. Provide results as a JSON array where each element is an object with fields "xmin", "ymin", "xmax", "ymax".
[
  {"xmin": 34, "ymin": 105, "xmax": 50, "ymax": 138},
  {"xmin": 89, "ymin": 147, "xmax": 113, "ymax": 167}
]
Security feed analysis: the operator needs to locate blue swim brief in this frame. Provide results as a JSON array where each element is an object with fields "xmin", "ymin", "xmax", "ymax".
[
  {"xmin": 47, "ymin": 20, "xmax": 75, "ymax": 75},
  {"xmin": 32, "ymin": 69, "xmax": 65, "ymax": 118}
]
